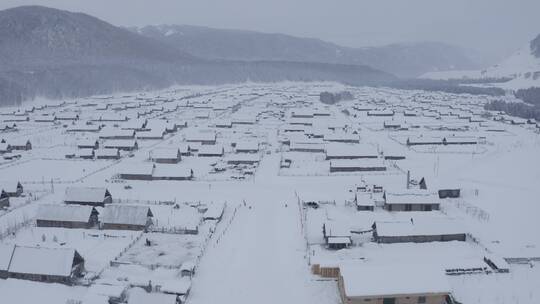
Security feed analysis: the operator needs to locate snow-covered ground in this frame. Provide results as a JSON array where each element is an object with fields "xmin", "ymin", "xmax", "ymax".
[{"xmin": 0, "ymin": 82, "xmax": 539, "ymax": 303}]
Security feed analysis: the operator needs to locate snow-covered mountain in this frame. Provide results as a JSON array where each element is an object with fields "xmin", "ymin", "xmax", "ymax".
[
  {"xmin": 421, "ymin": 34, "xmax": 540, "ymax": 90},
  {"xmin": 0, "ymin": 6, "xmax": 395, "ymax": 106},
  {"xmin": 134, "ymin": 24, "xmax": 487, "ymax": 78}
]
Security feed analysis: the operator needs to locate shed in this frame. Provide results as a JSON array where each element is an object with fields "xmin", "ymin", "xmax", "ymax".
[{"xmin": 323, "ymin": 222, "xmax": 352, "ymax": 249}]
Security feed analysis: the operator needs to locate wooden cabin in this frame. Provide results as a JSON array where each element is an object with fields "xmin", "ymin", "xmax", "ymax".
[
  {"xmin": 36, "ymin": 205, "xmax": 99, "ymax": 229},
  {"xmin": 64, "ymin": 187, "xmax": 112, "ymax": 207},
  {"xmin": 0, "ymin": 245, "xmax": 85, "ymax": 285},
  {"xmin": 101, "ymin": 205, "xmax": 153, "ymax": 231}
]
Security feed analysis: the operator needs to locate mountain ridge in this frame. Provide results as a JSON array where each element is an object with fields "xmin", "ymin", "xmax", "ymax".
[{"xmin": 135, "ymin": 24, "xmax": 488, "ymax": 78}]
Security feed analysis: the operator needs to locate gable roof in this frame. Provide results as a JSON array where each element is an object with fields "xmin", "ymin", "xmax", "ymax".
[
  {"xmin": 36, "ymin": 204, "xmax": 96, "ymax": 223},
  {"xmin": 64, "ymin": 187, "xmax": 110, "ymax": 203},
  {"xmin": 101, "ymin": 205, "xmax": 152, "ymax": 226},
  {"xmin": 340, "ymin": 263, "xmax": 451, "ymax": 298},
  {"xmin": 8, "ymin": 246, "xmax": 81, "ymax": 277}
]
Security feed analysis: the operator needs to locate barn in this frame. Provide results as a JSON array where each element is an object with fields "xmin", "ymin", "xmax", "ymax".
[
  {"xmin": 234, "ymin": 141, "xmax": 259, "ymax": 153},
  {"xmin": 77, "ymin": 139, "xmax": 99, "ymax": 150},
  {"xmin": 152, "ymin": 165, "xmax": 194, "ymax": 181},
  {"xmin": 372, "ymin": 220, "xmax": 467, "ymax": 244},
  {"xmin": 64, "ymin": 187, "xmax": 112, "ymax": 207},
  {"xmin": 226, "ymin": 154, "xmax": 260, "ymax": 165},
  {"xmin": 101, "ymin": 205, "xmax": 153, "ymax": 231},
  {"xmin": 0, "ymin": 142, "xmax": 12, "ymax": 154},
  {"xmin": 1, "ymin": 245, "xmax": 85, "ymax": 284},
  {"xmin": 95, "ymin": 148, "xmax": 121, "ymax": 160},
  {"xmin": 185, "ymin": 131, "xmax": 217, "ymax": 145},
  {"xmin": 0, "ymin": 181, "xmax": 23, "ymax": 197},
  {"xmin": 118, "ymin": 163, "xmax": 155, "ymax": 180},
  {"xmin": 383, "ymin": 190, "xmax": 440, "ymax": 212},
  {"xmin": 10, "ymin": 139, "xmax": 32, "ymax": 151},
  {"xmin": 36, "ymin": 204, "xmax": 99, "ymax": 229},
  {"xmin": 99, "ymin": 129, "xmax": 136, "ymax": 140},
  {"xmin": 323, "ymin": 133, "xmax": 360, "ymax": 144},
  {"xmin": 325, "ymin": 144, "xmax": 378, "ymax": 160},
  {"xmin": 338, "ymin": 263, "xmax": 452, "ymax": 304},
  {"xmin": 103, "ymin": 139, "xmax": 138, "ymax": 151},
  {"xmin": 151, "ymin": 148, "xmax": 182, "ymax": 164},
  {"xmin": 198, "ymin": 145, "xmax": 224, "ymax": 157},
  {"xmin": 330, "ymin": 160, "xmax": 386, "ymax": 173}
]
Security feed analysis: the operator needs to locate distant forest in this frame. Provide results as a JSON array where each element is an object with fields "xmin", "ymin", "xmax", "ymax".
[
  {"xmin": 514, "ymin": 87, "xmax": 540, "ymax": 106},
  {"xmin": 486, "ymin": 87, "xmax": 540, "ymax": 121},
  {"xmin": 484, "ymin": 99, "xmax": 540, "ymax": 121},
  {"xmin": 319, "ymin": 91, "xmax": 354, "ymax": 104},
  {"xmin": 388, "ymin": 79, "xmax": 506, "ymax": 96}
]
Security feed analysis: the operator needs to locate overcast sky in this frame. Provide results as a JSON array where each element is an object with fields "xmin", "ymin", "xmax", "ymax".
[{"xmin": 1, "ymin": 0, "xmax": 539, "ymax": 61}]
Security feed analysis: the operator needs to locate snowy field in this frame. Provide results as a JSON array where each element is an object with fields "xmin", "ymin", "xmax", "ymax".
[{"xmin": 0, "ymin": 82, "xmax": 539, "ymax": 304}]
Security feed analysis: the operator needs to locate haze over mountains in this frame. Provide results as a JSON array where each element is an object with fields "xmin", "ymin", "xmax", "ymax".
[
  {"xmin": 134, "ymin": 24, "xmax": 487, "ymax": 78},
  {"xmin": 0, "ymin": 5, "xmax": 495, "ymax": 106},
  {"xmin": 422, "ymin": 33, "xmax": 540, "ymax": 90}
]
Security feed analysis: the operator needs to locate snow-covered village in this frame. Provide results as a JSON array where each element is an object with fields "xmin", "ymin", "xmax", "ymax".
[{"xmin": 0, "ymin": 81, "xmax": 539, "ymax": 304}]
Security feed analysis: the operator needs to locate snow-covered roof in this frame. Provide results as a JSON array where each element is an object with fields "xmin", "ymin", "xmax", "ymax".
[
  {"xmin": 325, "ymin": 144, "xmax": 378, "ymax": 157},
  {"xmin": 329, "ymin": 159, "xmax": 386, "ymax": 169},
  {"xmin": 0, "ymin": 244, "xmax": 15, "ymax": 271},
  {"xmin": 36, "ymin": 204, "xmax": 96, "ymax": 223},
  {"xmin": 324, "ymin": 221, "xmax": 351, "ymax": 238},
  {"xmin": 128, "ymin": 287, "xmax": 176, "ymax": 304},
  {"xmin": 95, "ymin": 148, "xmax": 119, "ymax": 157},
  {"xmin": 198, "ymin": 145, "xmax": 224, "ymax": 155},
  {"xmin": 87, "ymin": 284, "xmax": 126, "ymax": 299},
  {"xmin": 8, "ymin": 246, "xmax": 80, "ymax": 277},
  {"xmin": 153, "ymin": 165, "xmax": 192, "ymax": 178},
  {"xmin": 118, "ymin": 163, "xmax": 155, "ymax": 176},
  {"xmin": 103, "ymin": 139, "xmax": 137, "ymax": 148},
  {"xmin": 0, "ymin": 181, "xmax": 21, "ymax": 193},
  {"xmin": 235, "ymin": 141, "xmax": 259, "ymax": 151},
  {"xmin": 101, "ymin": 205, "xmax": 152, "ymax": 226},
  {"xmin": 384, "ymin": 190, "xmax": 437, "ymax": 205},
  {"xmin": 99, "ymin": 129, "xmax": 135, "ymax": 138},
  {"xmin": 64, "ymin": 187, "xmax": 109, "ymax": 203},
  {"xmin": 159, "ymin": 277, "xmax": 191, "ymax": 295},
  {"xmin": 375, "ymin": 219, "xmax": 467, "ymax": 237},
  {"xmin": 339, "ymin": 263, "xmax": 451, "ymax": 298},
  {"xmin": 151, "ymin": 148, "xmax": 180, "ymax": 160},
  {"xmin": 185, "ymin": 130, "xmax": 216, "ymax": 142}
]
